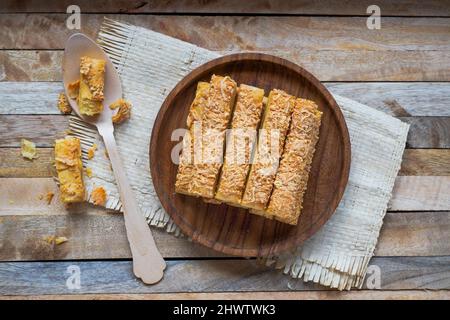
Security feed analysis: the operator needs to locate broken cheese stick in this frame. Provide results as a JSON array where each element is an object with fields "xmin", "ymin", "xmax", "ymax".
[{"xmin": 55, "ymin": 137, "xmax": 85, "ymax": 203}]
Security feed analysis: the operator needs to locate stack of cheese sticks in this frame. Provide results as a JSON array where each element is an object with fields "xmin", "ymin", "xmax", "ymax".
[{"xmin": 175, "ymin": 75, "xmax": 322, "ymax": 226}]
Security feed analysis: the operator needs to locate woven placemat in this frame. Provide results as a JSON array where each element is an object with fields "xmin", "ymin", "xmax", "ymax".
[{"xmin": 69, "ymin": 18, "xmax": 409, "ymax": 290}]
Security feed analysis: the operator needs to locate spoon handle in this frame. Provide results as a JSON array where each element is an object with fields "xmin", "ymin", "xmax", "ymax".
[{"xmin": 99, "ymin": 125, "xmax": 166, "ymax": 284}]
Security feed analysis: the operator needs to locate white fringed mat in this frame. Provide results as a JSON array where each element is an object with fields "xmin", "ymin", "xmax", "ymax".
[{"xmin": 69, "ymin": 18, "xmax": 409, "ymax": 290}]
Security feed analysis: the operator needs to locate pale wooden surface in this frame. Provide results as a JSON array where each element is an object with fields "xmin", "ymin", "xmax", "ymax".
[{"xmin": 0, "ymin": 2, "xmax": 449, "ymax": 299}]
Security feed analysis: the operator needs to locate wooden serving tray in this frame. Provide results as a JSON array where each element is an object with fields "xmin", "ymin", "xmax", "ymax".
[{"xmin": 150, "ymin": 53, "xmax": 351, "ymax": 257}]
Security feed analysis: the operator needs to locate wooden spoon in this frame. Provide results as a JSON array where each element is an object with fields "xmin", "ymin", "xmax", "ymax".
[{"xmin": 63, "ymin": 33, "xmax": 166, "ymax": 284}]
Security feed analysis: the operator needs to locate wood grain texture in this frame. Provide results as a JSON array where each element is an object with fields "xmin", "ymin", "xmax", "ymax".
[
  {"xmin": 1, "ymin": 115, "xmax": 447, "ymax": 148},
  {"xmin": 151, "ymin": 53, "xmax": 351, "ymax": 257},
  {"xmin": 400, "ymin": 149, "xmax": 450, "ymax": 176},
  {"xmin": 390, "ymin": 176, "xmax": 450, "ymax": 211},
  {"xmin": 3, "ymin": 291, "xmax": 449, "ymax": 300},
  {"xmin": 0, "ymin": 257, "xmax": 449, "ymax": 295},
  {"xmin": 401, "ymin": 117, "xmax": 450, "ymax": 148},
  {"xmin": 375, "ymin": 211, "xmax": 450, "ymax": 256},
  {"xmin": 3, "ymin": 82, "xmax": 450, "ymax": 117},
  {"xmin": 1, "ymin": 211, "xmax": 448, "ymax": 261},
  {"xmin": 0, "ymin": 51, "xmax": 62, "ymax": 82},
  {"xmin": 0, "ymin": 115, "xmax": 67, "ymax": 147},
  {"xmin": 327, "ymin": 82, "xmax": 450, "ymax": 117},
  {"xmin": 0, "ymin": 214, "xmax": 224, "ymax": 261},
  {"xmin": 2, "ymin": 14, "xmax": 450, "ymax": 81},
  {"xmin": 2, "ymin": 0, "xmax": 450, "ymax": 16},
  {"xmin": 2, "ymin": 15, "xmax": 450, "ymax": 51},
  {"xmin": 2, "ymin": 148, "xmax": 449, "ymax": 178},
  {"xmin": 3, "ymin": 49, "xmax": 450, "ymax": 82},
  {"xmin": 0, "ymin": 148, "xmax": 54, "ymax": 177}
]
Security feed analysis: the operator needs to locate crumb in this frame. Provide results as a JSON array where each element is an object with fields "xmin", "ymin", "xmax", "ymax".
[
  {"xmin": 43, "ymin": 235, "xmax": 55, "ymax": 244},
  {"xmin": 110, "ymin": 99, "xmax": 132, "ymax": 124},
  {"xmin": 85, "ymin": 167, "xmax": 93, "ymax": 178},
  {"xmin": 45, "ymin": 192, "xmax": 54, "ymax": 205},
  {"xmin": 57, "ymin": 92, "xmax": 72, "ymax": 114},
  {"xmin": 43, "ymin": 235, "xmax": 68, "ymax": 245},
  {"xmin": 38, "ymin": 194, "xmax": 44, "ymax": 200},
  {"xmin": 91, "ymin": 186, "xmax": 107, "ymax": 206},
  {"xmin": 55, "ymin": 236, "xmax": 68, "ymax": 245},
  {"xmin": 87, "ymin": 143, "xmax": 97, "ymax": 160},
  {"xmin": 64, "ymin": 129, "xmax": 73, "ymax": 135},
  {"xmin": 67, "ymin": 80, "xmax": 80, "ymax": 99},
  {"xmin": 8, "ymin": 200, "xmax": 14, "ymax": 205},
  {"xmin": 104, "ymin": 149, "xmax": 109, "ymax": 159},
  {"xmin": 21, "ymin": 139, "xmax": 38, "ymax": 160}
]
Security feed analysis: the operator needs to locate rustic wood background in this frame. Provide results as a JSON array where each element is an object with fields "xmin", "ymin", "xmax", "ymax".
[{"xmin": 0, "ymin": 0, "xmax": 449, "ymax": 299}]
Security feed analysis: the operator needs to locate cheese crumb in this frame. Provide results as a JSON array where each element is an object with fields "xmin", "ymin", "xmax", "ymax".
[
  {"xmin": 67, "ymin": 80, "xmax": 80, "ymax": 99},
  {"xmin": 43, "ymin": 235, "xmax": 68, "ymax": 245},
  {"xmin": 43, "ymin": 235, "xmax": 55, "ymax": 244},
  {"xmin": 45, "ymin": 192, "xmax": 54, "ymax": 205},
  {"xmin": 85, "ymin": 167, "xmax": 93, "ymax": 178},
  {"xmin": 57, "ymin": 92, "xmax": 72, "ymax": 114},
  {"xmin": 110, "ymin": 99, "xmax": 132, "ymax": 124},
  {"xmin": 87, "ymin": 143, "xmax": 97, "ymax": 160},
  {"xmin": 21, "ymin": 139, "xmax": 38, "ymax": 160},
  {"xmin": 55, "ymin": 236, "xmax": 68, "ymax": 245},
  {"xmin": 91, "ymin": 186, "xmax": 107, "ymax": 206}
]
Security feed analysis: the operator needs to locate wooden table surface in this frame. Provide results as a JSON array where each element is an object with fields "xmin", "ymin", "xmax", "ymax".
[{"xmin": 0, "ymin": 1, "xmax": 449, "ymax": 300}]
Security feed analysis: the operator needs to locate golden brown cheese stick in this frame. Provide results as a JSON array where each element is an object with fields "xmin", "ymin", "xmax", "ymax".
[
  {"xmin": 78, "ymin": 56, "xmax": 105, "ymax": 116},
  {"xmin": 215, "ymin": 84, "xmax": 265, "ymax": 205},
  {"xmin": 241, "ymin": 89, "xmax": 294, "ymax": 211},
  {"xmin": 188, "ymin": 75, "xmax": 237, "ymax": 199},
  {"xmin": 54, "ymin": 137, "xmax": 85, "ymax": 203},
  {"xmin": 265, "ymin": 98, "xmax": 322, "ymax": 225},
  {"xmin": 175, "ymin": 82, "xmax": 210, "ymax": 195}
]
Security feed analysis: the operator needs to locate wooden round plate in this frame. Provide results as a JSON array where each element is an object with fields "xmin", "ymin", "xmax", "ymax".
[{"xmin": 150, "ymin": 53, "xmax": 350, "ymax": 257}]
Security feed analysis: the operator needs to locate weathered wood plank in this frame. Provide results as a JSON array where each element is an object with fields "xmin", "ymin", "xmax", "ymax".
[
  {"xmin": 327, "ymin": 82, "xmax": 450, "ymax": 117},
  {"xmin": 2, "ymin": 82, "xmax": 450, "ymax": 117},
  {"xmin": 0, "ymin": 210, "xmax": 448, "ymax": 261},
  {"xmin": 0, "ymin": 148, "xmax": 54, "ymax": 177},
  {"xmin": 376, "ymin": 211, "xmax": 450, "ymax": 256},
  {"xmin": 2, "ymin": 0, "xmax": 450, "ymax": 16},
  {"xmin": 2, "ymin": 115, "xmax": 447, "ymax": 148},
  {"xmin": 0, "ymin": 115, "xmax": 67, "ymax": 147},
  {"xmin": 0, "ymin": 257, "xmax": 448, "ymax": 295},
  {"xmin": 390, "ymin": 176, "xmax": 450, "ymax": 211},
  {"xmin": 3, "ymin": 15, "xmax": 450, "ymax": 51},
  {"xmin": 3, "ymin": 174, "xmax": 450, "ymax": 214},
  {"xmin": 3, "ymin": 290, "xmax": 449, "ymax": 300},
  {"xmin": 400, "ymin": 149, "xmax": 450, "ymax": 176},
  {"xmin": 0, "ymin": 214, "xmax": 223, "ymax": 261},
  {"xmin": 2, "ymin": 148, "xmax": 449, "ymax": 178},
  {"xmin": 2, "ymin": 14, "xmax": 450, "ymax": 81},
  {"xmin": 2, "ymin": 49, "xmax": 450, "ymax": 82},
  {"xmin": 401, "ymin": 117, "xmax": 450, "ymax": 148},
  {"xmin": 0, "ymin": 82, "xmax": 62, "ymax": 114},
  {"xmin": 1, "ymin": 178, "xmax": 449, "ymax": 259},
  {"xmin": 0, "ymin": 51, "xmax": 62, "ymax": 82}
]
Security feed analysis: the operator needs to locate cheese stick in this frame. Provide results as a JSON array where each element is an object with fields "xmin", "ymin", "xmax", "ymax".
[
  {"xmin": 54, "ymin": 137, "xmax": 85, "ymax": 203},
  {"xmin": 265, "ymin": 98, "xmax": 322, "ymax": 225},
  {"xmin": 188, "ymin": 75, "xmax": 237, "ymax": 198},
  {"xmin": 215, "ymin": 84, "xmax": 265, "ymax": 205},
  {"xmin": 175, "ymin": 82, "xmax": 210, "ymax": 195},
  {"xmin": 78, "ymin": 56, "xmax": 105, "ymax": 116},
  {"xmin": 241, "ymin": 89, "xmax": 294, "ymax": 211}
]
